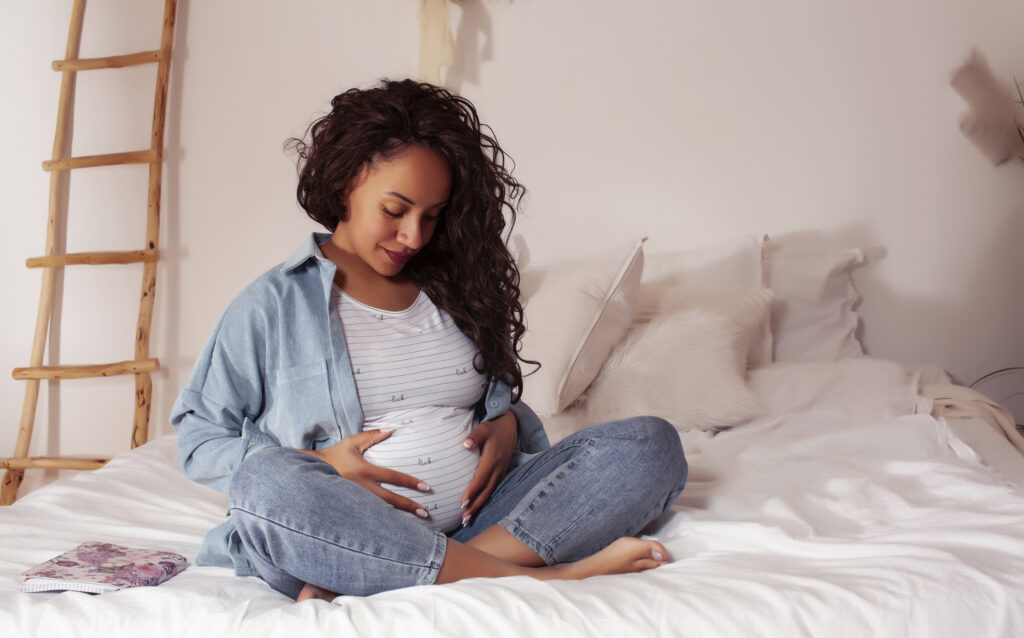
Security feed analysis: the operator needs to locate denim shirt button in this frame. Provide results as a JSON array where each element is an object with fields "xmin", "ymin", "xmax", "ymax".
[{"xmin": 489, "ymin": 400, "xmax": 499, "ymax": 408}]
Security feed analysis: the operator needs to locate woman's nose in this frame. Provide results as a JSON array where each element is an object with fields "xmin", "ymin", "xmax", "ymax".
[{"xmin": 398, "ymin": 218, "xmax": 423, "ymax": 249}]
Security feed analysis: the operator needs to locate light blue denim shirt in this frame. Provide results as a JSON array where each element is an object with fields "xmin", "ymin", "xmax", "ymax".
[{"xmin": 170, "ymin": 232, "xmax": 549, "ymax": 573}]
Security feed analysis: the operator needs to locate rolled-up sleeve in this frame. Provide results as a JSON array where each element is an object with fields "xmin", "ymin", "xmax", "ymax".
[{"xmin": 480, "ymin": 377, "xmax": 550, "ymax": 455}]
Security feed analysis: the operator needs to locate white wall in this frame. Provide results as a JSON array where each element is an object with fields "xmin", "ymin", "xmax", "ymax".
[{"xmin": 2, "ymin": 0, "xmax": 1022, "ymax": 495}]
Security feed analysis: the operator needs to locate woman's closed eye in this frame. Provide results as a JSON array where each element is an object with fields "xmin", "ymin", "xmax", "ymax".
[{"xmin": 384, "ymin": 207, "xmax": 441, "ymax": 224}]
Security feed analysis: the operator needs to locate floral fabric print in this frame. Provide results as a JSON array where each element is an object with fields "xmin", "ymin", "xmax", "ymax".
[{"xmin": 22, "ymin": 542, "xmax": 187, "ymax": 593}]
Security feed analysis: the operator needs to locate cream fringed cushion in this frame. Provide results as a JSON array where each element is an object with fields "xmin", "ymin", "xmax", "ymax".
[
  {"xmin": 634, "ymin": 286, "xmax": 774, "ymax": 369},
  {"xmin": 641, "ymin": 234, "xmax": 771, "ymax": 366},
  {"xmin": 518, "ymin": 239, "xmax": 646, "ymax": 416},
  {"xmin": 542, "ymin": 305, "xmax": 767, "ymax": 443}
]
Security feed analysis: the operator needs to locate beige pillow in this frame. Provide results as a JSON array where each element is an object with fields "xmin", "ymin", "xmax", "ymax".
[
  {"xmin": 643, "ymin": 234, "xmax": 766, "ymax": 289},
  {"xmin": 543, "ymin": 307, "xmax": 763, "ymax": 443},
  {"xmin": 519, "ymin": 239, "xmax": 646, "ymax": 416},
  {"xmin": 764, "ymin": 247, "xmax": 865, "ymax": 362}
]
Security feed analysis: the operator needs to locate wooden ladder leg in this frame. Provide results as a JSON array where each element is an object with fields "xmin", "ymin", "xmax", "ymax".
[
  {"xmin": 1, "ymin": 380, "xmax": 41, "ymax": 503},
  {"xmin": 132, "ymin": 0, "xmax": 177, "ymax": 449},
  {"xmin": 1, "ymin": 0, "xmax": 86, "ymax": 506}
]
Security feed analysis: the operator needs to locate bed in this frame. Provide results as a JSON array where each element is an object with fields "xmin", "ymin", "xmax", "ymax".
[{"xmin": 4, "ymin": 234, "xmax": 1024, "ymax": 637}]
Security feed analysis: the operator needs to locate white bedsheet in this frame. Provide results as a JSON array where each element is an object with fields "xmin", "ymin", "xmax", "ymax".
[{"xmin": 3, "ymin": 360, "xmax": 1024, "ymax": 637}]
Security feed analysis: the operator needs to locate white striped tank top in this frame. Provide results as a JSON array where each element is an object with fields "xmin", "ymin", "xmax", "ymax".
[{"xmin": 333, "ymin": 286, "xmax": 488, "ymax": 532}]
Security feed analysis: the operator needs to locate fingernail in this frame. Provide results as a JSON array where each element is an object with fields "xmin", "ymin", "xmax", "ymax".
[
  {"xmin": 460, "ymin": 499, "xmax": 470, "ymax": 511},
  {"xmin": 461, "ymin": 514, "xmax": 471, "ymax": 527},
  {"xmin": 416, "ymin": 508, "xmax": 428, "ymax": 518},
  {"xmin": 417, "ymin": 482, "xmax": 430, "ymax": 492},
  {"xmin": 380, "ymin": 427, "xmax": 393, "ymax": 433},
  {"xmin": 462, "ymin": 439, "xmax": 475, "ymax": 449},
  {"xmin": 652, "ymin": 550, "xmax": 665, "ymax": 562}
]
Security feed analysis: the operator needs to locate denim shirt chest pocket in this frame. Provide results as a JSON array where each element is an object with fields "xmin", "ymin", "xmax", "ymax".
[{"xmin": 269, "ymin": 359, "xmax": 339, "ymax": 449}]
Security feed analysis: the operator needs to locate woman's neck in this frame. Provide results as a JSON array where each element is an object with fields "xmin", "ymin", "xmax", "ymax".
[{"xmin": 320, "ymin": 240, "xmax": 419, "ymax": 312}]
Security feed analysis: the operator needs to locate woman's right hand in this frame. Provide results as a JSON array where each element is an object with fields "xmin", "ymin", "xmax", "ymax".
[{"xmin": 298, "ymin": 429, "xmax": 430, "ymax": 518}]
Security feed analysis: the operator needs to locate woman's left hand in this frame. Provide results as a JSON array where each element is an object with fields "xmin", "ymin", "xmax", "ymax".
[{"xmin": 460, "ymin": 411, "xmax": 518, "ymax": 526}]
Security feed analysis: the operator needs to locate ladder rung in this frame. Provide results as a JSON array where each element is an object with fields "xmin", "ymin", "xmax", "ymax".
[
  {"xmin": 1, "ymin": 457, "xmax": 107, "ymax": 471},
  {"xmin": 13, "ymin": 358, "xmax": 159, "ymax": 381},
  {"xmin": 52, "ymin": 50, "xmax": 162, "ymax": 71},
  {"xmin": 26, "ymin": 249, "xmax": 158, "ymax": 269},
  {"xmin": 43, "ymin": 150, "xmax": 158, "ymax": 171}
]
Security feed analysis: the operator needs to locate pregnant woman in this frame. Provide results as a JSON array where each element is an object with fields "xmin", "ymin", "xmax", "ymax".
[{"xmin": 171, "ymin": 79, "xmax": 687, "ymax": 601}]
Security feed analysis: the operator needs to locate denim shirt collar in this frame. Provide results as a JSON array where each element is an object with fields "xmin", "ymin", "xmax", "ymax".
[{"xmin": 281, "ymin": 231, "xmax": 334, "ymax": 273}]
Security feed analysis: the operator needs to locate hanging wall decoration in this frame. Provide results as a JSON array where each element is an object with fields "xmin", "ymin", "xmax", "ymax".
[{"xmin": 419, "ymin": 0, "xmax": 455, "ymax": 85}]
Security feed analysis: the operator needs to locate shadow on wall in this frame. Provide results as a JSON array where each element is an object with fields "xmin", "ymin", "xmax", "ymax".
[
  {"xmin": 444, "ymin": 0, "xmax": 495, "ymax": 92},
  {"xmin": 798, "ymin": 201, "xmax": 1024, "ymax": 424},
  {"xmin": 761, "ymin": 210, "xmax": 1015, "ymax": 389}
]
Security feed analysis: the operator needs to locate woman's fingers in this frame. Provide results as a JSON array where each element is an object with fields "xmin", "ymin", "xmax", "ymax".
[
  {"xmin": 461, "ymin": 420, "xmax": 490, "ymax": 451},
  {"xmin": 362, "ymin": 482, "xmax": 429, "ymax": 518},
  {"xmin": 353, "ymin": 427, "xmax": 394, "ymax": 452},
  {"xmin": 460, "ymin": 444, "xmax": 505, "ymax": 517},
  {"xmin": 366, "ymin": 465, "xmax": 431, "ymax": 493},
  {"xmin": 360, "ymin": 464, "xmax": 432, "ymax": 517},
  {"xmin": 462, "ymin": 469, "xmax": 499, "ymax": 523}
]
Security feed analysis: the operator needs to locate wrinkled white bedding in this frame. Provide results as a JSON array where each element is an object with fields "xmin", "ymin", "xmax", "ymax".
[{"xmin": 3, "ymin": 359, "xmax": 1023, "ymax": 637}]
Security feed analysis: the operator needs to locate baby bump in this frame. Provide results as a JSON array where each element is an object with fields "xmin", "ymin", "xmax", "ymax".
[{"xmin": 362, "ymin": 407, "xmax": 480, "ymax": 533}]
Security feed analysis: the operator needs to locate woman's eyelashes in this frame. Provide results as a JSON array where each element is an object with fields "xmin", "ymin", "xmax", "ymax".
[{"xmin": 382, "ymin": 206, "xmax": 441, "ymax": 223}]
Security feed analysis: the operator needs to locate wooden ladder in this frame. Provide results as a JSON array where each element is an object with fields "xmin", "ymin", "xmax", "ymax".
[{"xmin": 1, "ymin": 0, "xmax": 178, "ymax": 505}]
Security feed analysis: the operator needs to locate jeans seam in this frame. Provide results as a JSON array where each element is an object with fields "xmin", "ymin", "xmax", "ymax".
[
  {"xmin": 230, "ymin": 505, "xmax": 444, "ymax": 572},
  {"xmin": 423, "ymin": 529, "xmax": 447, "ymax": 586},
  {"xmin": 499, "ymin": 438, "xmax": 597, "ymax": 565},
  {"xmin": 546, "ymin": 505, "xmax": 594, "ymax": 563},
  {"xmin": 496, "ymin": 440, "xmax": 585, "ymax": 496},
  {"xmin": 497, "ymin": 519, "xmax": 554, "ymax": 565}
]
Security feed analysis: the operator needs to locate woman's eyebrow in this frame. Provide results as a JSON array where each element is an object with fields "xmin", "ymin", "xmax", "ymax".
[
  {"xmin": 385, "ymin": 191, "xmax": 415, "ymax": 205},
  {"xmin": 385, "ymin": 191, "xmax": 447, "ymax": 209}
]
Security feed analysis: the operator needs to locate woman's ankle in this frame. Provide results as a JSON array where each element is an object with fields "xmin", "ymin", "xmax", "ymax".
[{"xmin": 464, "ymin": 525, "xmax": 546, "ymax": 567}]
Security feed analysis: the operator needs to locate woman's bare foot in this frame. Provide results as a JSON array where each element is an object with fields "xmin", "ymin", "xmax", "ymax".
[
  {"xmin": 436, "ymin": 535, "xmax": 669, "ymax": 586},
  {"xmin": 558, "ymin": 537, "xmax": 669, "ymax": 579},
  {"xmin": 296, "ymin": 582, "xmax": 340, "ymax": 602}
]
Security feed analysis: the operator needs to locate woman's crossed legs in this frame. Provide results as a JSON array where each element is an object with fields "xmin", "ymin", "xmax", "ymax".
[{"xmin": 229, "ymin": 416, "xmax": 687, "ymax": 600}]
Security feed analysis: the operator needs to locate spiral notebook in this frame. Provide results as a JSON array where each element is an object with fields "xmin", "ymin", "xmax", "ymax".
[{"xmin": 21, "ymin": 542, "xmax": 188, "ymax": 594}]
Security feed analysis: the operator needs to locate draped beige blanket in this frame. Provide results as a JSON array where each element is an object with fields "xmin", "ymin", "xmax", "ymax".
[{"xmin": 924, "ymin": 382, "xmax": 1024, "ymax": 456}]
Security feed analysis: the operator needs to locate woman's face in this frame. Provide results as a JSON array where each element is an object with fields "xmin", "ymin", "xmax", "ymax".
[{"xmin": 333, "ymin": 144, "xmax": 451, "ymax": 278}]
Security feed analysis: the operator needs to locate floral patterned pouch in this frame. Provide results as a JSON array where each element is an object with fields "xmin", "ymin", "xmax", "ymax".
[{"xmin": 21, "ymin": 541, "xmax": 188, "ymax": 593}]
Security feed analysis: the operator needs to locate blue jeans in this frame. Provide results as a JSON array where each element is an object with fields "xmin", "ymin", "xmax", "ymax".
[{"xmin": 228, "ymin": 416, "xmax": 687, "ymax": 598}]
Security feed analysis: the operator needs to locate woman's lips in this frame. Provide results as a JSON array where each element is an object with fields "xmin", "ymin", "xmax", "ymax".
[{"xmin": 384, "ymin": 249, "xmax": 412, "ymax": 265}]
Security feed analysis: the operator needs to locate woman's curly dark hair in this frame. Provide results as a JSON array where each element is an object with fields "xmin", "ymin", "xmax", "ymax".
[{"xmin": 288, "ymin": 79, "xmax": 534, "ymax": 401}]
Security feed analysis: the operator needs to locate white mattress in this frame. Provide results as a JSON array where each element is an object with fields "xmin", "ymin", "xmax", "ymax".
[{"xmin": 3, "ymin": 359, "xmax": 1024, "ymax": 637}]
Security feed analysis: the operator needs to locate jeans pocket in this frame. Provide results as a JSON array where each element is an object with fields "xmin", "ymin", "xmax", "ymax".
[{"xmin": 271, "ymin": 360, "xmax": 336, "ymax": 447}]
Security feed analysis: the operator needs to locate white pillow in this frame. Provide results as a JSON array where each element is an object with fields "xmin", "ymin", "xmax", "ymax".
[
  {"xmin": 747, "ymin": 358, "xmax": 921, "ymax": 419},
  {"xmin": 519, "ymin": 239, "xmax": 646, "ymax": 416},
  {"xmin": 542, "ymin": 308, "xmax": 763, "ymax": 443},
  {"xmin": 643, "ymin": 234, "xmax": 766, "ymax": 289},
  {"xmin": 765, "ymin": 247, "xmax": 865, "ymax": 362},
  {"xmin": 634, "ymin": 286, "xmax": 773, "ymax": 368}
]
